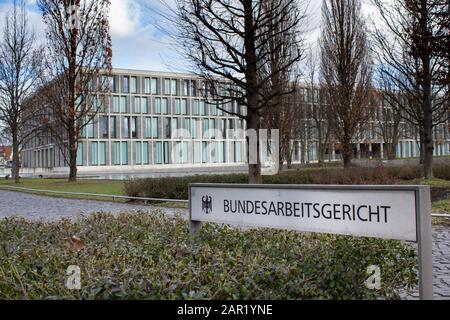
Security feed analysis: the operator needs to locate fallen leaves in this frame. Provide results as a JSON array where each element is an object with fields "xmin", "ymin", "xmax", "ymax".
[{"xmin": 63, "ymin": 235, "xmax": 86, "ymax": 252}]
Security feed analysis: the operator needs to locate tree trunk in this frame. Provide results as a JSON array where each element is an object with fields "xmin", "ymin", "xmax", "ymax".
[
  {"xmin": 318, "ymin": 142, "xmax": 325, "ymax": 167},
  {"xmin": 342, "ymin": 140, "xmax": 353, "ymax": 169},
  {"xmin": 68, "ymin": 128, "xmax": 78, "ymax": 182},
  {"xmin": 286, "ymin": 141, "xmax": 293, "ymax": 169},
  {"xmin": 419, "ymin": 138, "xmax": 425, "ymax": 164},
  {"xmin": 386, "ymin": 143, "xmax": 396, "ymax": 160},
  {"xmin": 11, "ymin": 130, "xmax": 20, "ymax": 183},
  {"xmin": 422, "ymin": 109, "xmax": 434, "ymax": 179},
  {"xmin": 247, "ymin": 110, "xmax": 262, "ymax": 184}
]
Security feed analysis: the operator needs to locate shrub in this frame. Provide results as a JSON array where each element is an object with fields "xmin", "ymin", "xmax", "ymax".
[
  {"xmin": 0, "ymin": 212, "xmax": 417, "ymax": 299},
  {"xmin": 124, "ymin": 163, "xmax": 449, "ymax": 200},
  {"xmin": 434, "ymin": 164, "xmax": 450, "ymax": 180}
]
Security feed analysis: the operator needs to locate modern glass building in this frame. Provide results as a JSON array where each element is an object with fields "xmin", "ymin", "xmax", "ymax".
[
  {"xmin": 20, "ymin": 68, "xmax": 450, "ymax": 176},
  {"xmin": 20, "ymin": 69, "xmax": 248, "ymax": 176}
]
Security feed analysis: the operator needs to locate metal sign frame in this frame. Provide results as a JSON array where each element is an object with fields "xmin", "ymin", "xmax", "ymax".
[{"xmin": 188, "ymin": 184, "xmax": 433, "ymax": 300}]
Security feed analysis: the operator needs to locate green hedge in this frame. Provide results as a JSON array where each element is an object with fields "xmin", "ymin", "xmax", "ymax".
[
  {"xmin": 124, "ymin": 166, "xmax": 429, "ymax": 200},
  {"xmin": 0, "ymin": 212, "xmax": 417, "ymax": 299}
]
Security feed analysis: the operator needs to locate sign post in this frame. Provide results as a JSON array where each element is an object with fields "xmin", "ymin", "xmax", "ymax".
[{"xmin": 188, "ymin": 184, "xmax": 433, "ymax": 300}]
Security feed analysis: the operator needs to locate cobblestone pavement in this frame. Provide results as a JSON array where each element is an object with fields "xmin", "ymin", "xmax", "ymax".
[
  {"xmin": 0, "ymin": 189, "xmax": 448, "ymax": 299},
  {"xmin": 400, "ymin": 224, "xmax": 450, "ymax": 300},
  {"xmin": 0, "ymin": 190, "xmax": 184, "ymax": 220}
]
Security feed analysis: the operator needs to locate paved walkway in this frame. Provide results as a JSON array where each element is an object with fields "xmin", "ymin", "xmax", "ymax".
[
  {"xmin": 404, "ymin": 225, "xmax": 450, "ymax": 300},
  {"xmin": 0, "ymin": 189, "xmax": 448, "ymax": 299},
  {"xmin": 0, "ymin": 190, "xmax": 183, "ymax": 220}
]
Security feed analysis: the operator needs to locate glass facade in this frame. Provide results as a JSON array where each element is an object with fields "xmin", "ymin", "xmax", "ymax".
[{"xmin": 24, "ymin": 69, "xmax": 448, "ymax": 173}]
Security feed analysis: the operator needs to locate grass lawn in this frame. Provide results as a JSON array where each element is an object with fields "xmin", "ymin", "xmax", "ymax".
[
  {"xmin": 0, "ymin": 173, "xmax": 448, "ymax": 213},
  {"xmin": 0, "ymin": 178, "xmax": 125, "ymax": 202},
  {"xmin": 432, "ymin": 199, "xmax": 450, "ymax": 213}
]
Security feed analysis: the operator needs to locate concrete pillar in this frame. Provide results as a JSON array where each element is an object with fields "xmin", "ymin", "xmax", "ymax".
[
  {"xmin": 380, "ymin": 143, "xmax": 384, "ymax": 159},
  {"xmin": 357, "ymin": 143, "xmax": 361, "ymax": 159},
  {"xmin": 369, "ymin": 143, "xmax": 373, "ymax": 160},
  {"xmin": 332, "ymin": 144, "xmax": 336, "ymax": 161}
]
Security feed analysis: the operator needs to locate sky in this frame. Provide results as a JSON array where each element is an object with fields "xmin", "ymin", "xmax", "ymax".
[{"xmin": 0, "ymin": 0, "xmax": 379, "ymax": 73}]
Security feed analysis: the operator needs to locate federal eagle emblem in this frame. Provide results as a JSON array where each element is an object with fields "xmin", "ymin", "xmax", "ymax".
[{"xmin": 202, "ymin": 195, "xmax": 213, "ymax": 214}]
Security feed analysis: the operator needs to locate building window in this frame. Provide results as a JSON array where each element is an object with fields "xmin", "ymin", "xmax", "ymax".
[
  {"xmin": 211, "ymin": 141, "xmax": 218, "ymax": 163},
  {"xmin": 152, "ymin": 117, "xmax": 159, "ymax": 138},
  {"xmin": 202, "ymin": 119, "xmax": 209, "ymax": 138},
  {"xmin": 145, "ymin": 117, "xmax": 152, "ymax": 138},
  {"xmin": 143, "ymin": 142, "xmax": 149, "ymax": 164},
  {"xmin": 131, "ymin": 117, "xmax": 138, "ymax": 138},
  {"xmin": 134, "ymin": 97, "xmax": 141, "ymax": 113},
  {"xmin": 85, "ymin": 119, "xmax": 95, "ymax": 138},
  {"xmin": 110, "ymin": 116, "xmax": 117, "ymax": 138},
  {"xmin": 121, "ymin": 141, "xmax": 128, "ymax": 165},
  {"xmin": 172, "ymin": 118, "xmax": 180, "ymax": 138},
  {"xmin": 120, "ymin": 96, "xmax": 127, "ymax": 113},
  {"xmin": 151, "ymin": 78, "xmax": 158, "ymax": 94},
  {"xmin": 191, "ymin": 118, "xmax": 198, "ymax": 138},
  {"xmin": 181, "ymin": 99, "xmax": 187, "ymax": 115},
  {"xmin": 192, "ymin": 100, "xmax": 199, "ymax": 115},
  {"xmin": 163, "ymin": 141, "xmax": 169, "ymax": 164},
  {"xmin": 183, "ymin": 80, "xmax": 189, "ymax": 96},
  {"xmin": 220, "ymin": 141, "xmax": 226, "ymax": 163},
  {"xmin": 113, "ymin": 96, "xmax": 120, "ymax": 113},
  {"xmin": 171, "ymin": 79, "xmax": 177, "ymax": 95},
  {"xmin": 174, "ymin": 99, "xmax": 181, "ymax": 115},
  {"xmin": 209, "ymin": 119, "xmax": 215, "ymax": 139},
  {"xmin": 130, "ymin": 76, "xmax": 137, "ymax": 94},
  {"xmin": 202, "ymin": 141, "xmax": 207, "ymax": 163},
  {"xmin": 77, "ymin": 142, "xmax": 83, "ymax": 166},
  {"xmin": 99, "ymin": 142, "xmax": 106, "ymax": 165},
  {"xmin": 90, "ymin": 142, "xmax": 98, "ymax": 166},
  {"xmin": 194, "ymin": 141, "xmax": 201, "ymax": 163},
  {"xmin": 235, "ymin": 142, "xmax": 242, "ymax": 162},
  {"xmin": 162, "ymin": 98, "xmax": 168, "ymax": 114},
  {"xmin": 100, "ymin": 116, "xmax": 108, "ymax": 138},
  {"xmin": 144, "ymin": 77, "xmax": 150, "ymax": 94},
  {"xmin": 210, "ymin": 102, "xmax": 217, "ymax": 116},
  {"xmin": 200, "ymin": 101, "xmax": 206, "ymax": 115},
  {"xmin": 155, "ymin": 98, "xmax": 161, "ymax": 114},
  {"xmin": 190, "ymin": 80, "xmax": 197, "ymax": 96},
  {"xmin": 221, "ymin": 119, "xmax": 227, "ymax": 138},
  {"xmin": 184, "ymin": 118, "xmax": 191, "ymax": 138},
  {"xmin": 135, "ymin": 141, "xmax": 142, "ymax": 165},
  {"xmin": 142, "ymin": 97, "xmax": 148, "ymax": 113},
  {"xmin": 155, "ymin": 142, "xmax": 162, "ymax": 164},
  {"xmin": 123, "ymin": 117, "xmax": 130, "ymax": 138},
  {"xmin": 164, "ymin": 79, "xmax": 170, "ymax": 95},
  {"xmin": 164, "ymin": 117, "xmax": 171, "ymax": 139},
  {"xmin": 122, "ymin": 76, "xmax": 129, "ymax": 93},
  {"xmin": 113, "ymin": 142, "xmax": 120, "ymax": 165}
]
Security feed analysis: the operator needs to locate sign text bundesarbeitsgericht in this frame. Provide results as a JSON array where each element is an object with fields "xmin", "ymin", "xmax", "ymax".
[{"xmin": 190, "ymin": 185, "xmax": 418, "ymax": 241}]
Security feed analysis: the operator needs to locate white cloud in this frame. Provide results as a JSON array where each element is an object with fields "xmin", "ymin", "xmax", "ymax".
[{"xmin": 109, "ymin": 0, "xmax": 141, "ymax": 38}]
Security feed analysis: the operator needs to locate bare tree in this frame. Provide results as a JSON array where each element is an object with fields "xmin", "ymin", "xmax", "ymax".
[
  {"xmin": 260, "ymin": 0, "xmax": 305, "ymax": 172},
  {"xmin": 371, "ymin": 0, "xmax": 449, "ymax": 178},
  {"xmin": 320, "ymin": 0, "xmax": 374, "ymax": 169},
  {"xmin": 170, "ymin": 0, "xmax": 305, "ymax": 183},
  {"xmin": 263, "ymin": 83, "xmax": 304, "ymax": 170},
  {"xmin": 37, "ymin": 0, "xmax": 112, "ymax": 182},
  {"xmin": 304, "ymin": 49, "xmax": 332, "ymax": 166},
  {"xmin": 371, "ymin": 70, "xmax": 403, "ymax": 160},
  {"xmin": 0, "ymin": 0, "xmax": 42, "ymax": 182}
]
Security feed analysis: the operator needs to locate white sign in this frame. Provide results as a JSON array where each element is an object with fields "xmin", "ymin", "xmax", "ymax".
[{"xmin": 190, "ymin": 184, "xmax": 418, "ymax": 241}]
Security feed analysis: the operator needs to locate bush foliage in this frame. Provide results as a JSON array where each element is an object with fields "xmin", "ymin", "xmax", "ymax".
[
  {"xmin": 0, "ymin": 212, "xmax": 417, "ymax": 299},
  {"xmin": 124, "ymin": 164, "xmax": 450, "ymax": 200}
]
